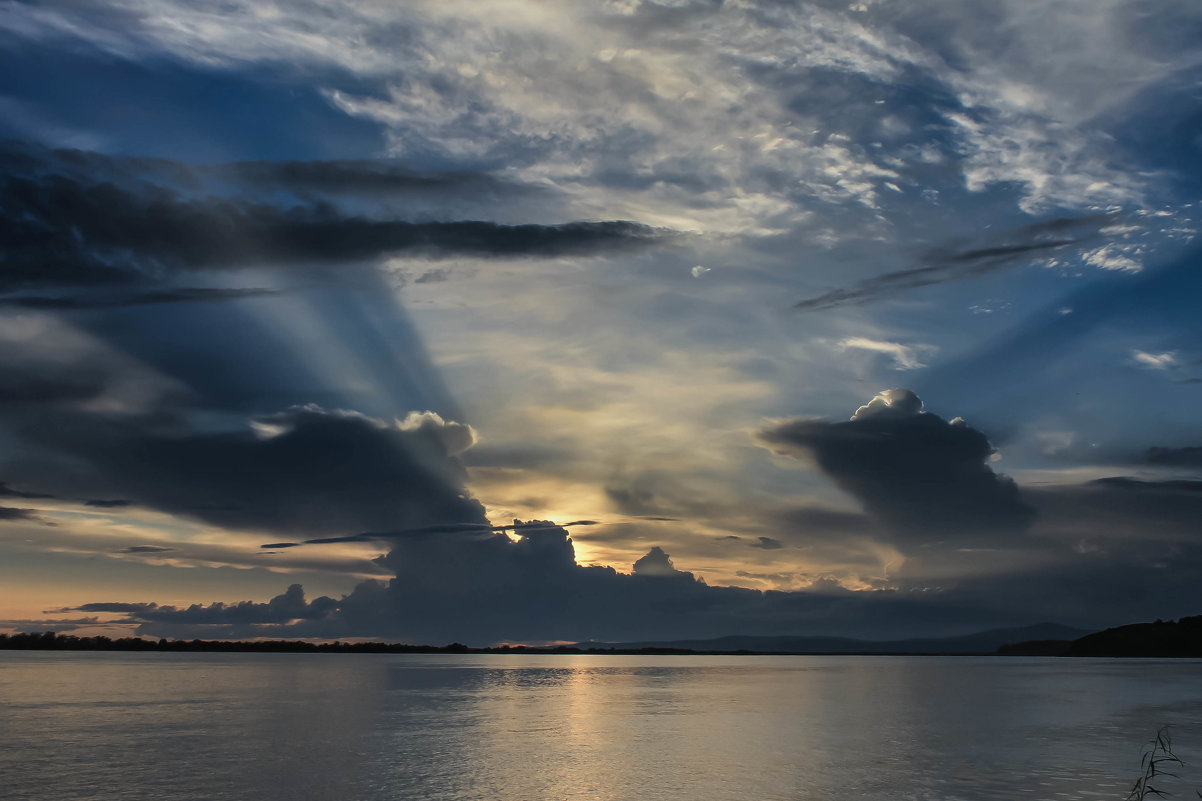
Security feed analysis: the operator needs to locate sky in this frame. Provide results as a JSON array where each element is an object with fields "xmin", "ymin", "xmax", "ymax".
[{"xmin": 1, "ymin": 0, "xmax": 1201, "ymax": 645}]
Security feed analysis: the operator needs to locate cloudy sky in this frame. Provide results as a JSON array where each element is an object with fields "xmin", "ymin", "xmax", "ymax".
[{"xmin": 2, "ymin": 0, "xmax": 1201, "ymax": 644}]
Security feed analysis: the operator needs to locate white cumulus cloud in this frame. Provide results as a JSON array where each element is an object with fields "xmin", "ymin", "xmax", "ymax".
[
  {"xmin": 1131, "ymin": 350, "xmax": 1177, "ymax": 370},
  {"xmin": 838, "ymin": 337, "xmax": 936, "ymax": 370}
]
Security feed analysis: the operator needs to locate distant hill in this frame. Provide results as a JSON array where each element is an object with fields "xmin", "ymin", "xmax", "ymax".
[
  {"xmin": 1065, "ymin": 615, "xmax": 1202, "ymax": 657},
  {"xmin": 995, "ymin": 639, "xmax": 1076, "ymax": 657},
  {"xmin": 29, "ymin": 618, "xmax": 1202, "ymax": 657},
  {"xmin": 576, "ymin": 623, "xmax": 1091, "ymax": 655}
]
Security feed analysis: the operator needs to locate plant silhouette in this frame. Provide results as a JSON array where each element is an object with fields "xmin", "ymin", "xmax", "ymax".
[{"xmin": 1128, "ymin": 727, "xmax": 1195, "ymax": 801}]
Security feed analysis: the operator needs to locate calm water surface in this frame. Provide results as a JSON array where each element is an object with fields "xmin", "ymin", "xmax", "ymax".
[{"xmin": 2, "ymin": 653, "xmax": 1201, "ymax": 800}]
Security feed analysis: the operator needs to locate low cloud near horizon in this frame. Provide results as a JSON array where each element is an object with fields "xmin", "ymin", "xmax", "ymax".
[{"xmin": 48, "ymin": 389, "xmax": 1202, "ymax": 645}]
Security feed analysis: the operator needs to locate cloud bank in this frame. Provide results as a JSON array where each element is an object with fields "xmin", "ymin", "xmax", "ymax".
[
  {"xmin": 0, "ymin": 143, "xmax": 671, "ymax": 296},
  {"xmin": 758, "ymin": 389, "xmax": 1034, "ymax": 545},
  {"xmin": 53, "ymin": 387, "xmax": 1202, "ymax": 644}
]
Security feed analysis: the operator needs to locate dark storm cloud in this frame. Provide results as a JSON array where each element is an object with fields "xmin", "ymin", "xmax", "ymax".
[
  {"xmin": 75, "ymin": 492, "xmax": 1202, "ymax": 644},
  {"xmin": 32, "ymin": 405, "xmax": 488, "ymax": 537},
  {"xmin": 0, "ymin": 143, "xmax": 671, "ymax": 292},
  {"xmin": 1145, "ymin": 445, "xmax": 1202, "ymax": 468},
  {"xmin": 7, "ymin": 145, "xmax": 538, "ymax": 200},
  {"xmin": 66, "ymin": 585, "xmax": 337, "ymax": 624},
  {"xmin": 0, "ymin": 174, "xmax": 668, "ymax": 290},
  {"xmin": 0, "ymin": 331, "xmax": 486, "ymax": 539},
  {"xmin": 793, "ymin": 215, "xmax": 1114, "ymax": 312},
  {"xmin": 59, "ymin": 391, "xmax": 1202, "ymax": 644},
  {"xmin": 75, "ymin": 519, "xmax": 1153, "ymax": 643},
  {"xmin": 83, "ymin": 527, "xmax": 822, "ymax": 642},
  {"xmin": 631, "ymin": 545, "xmax": 685, "ymax": 577},
  {"xmin": 0, "ymin": 617, "xmax": 102, "ymax": 633},
  {"xmin": 117, "ymin": 545, "xmax": 171, "ymax": 554},
  {"xmin": 0, "ymin": 506, "xmax": 40, "ymax": 521},
  {"xmin": 0, "ymin": 287, "xmax": 283, "ymax": 309},
  {"xmin": 1094, "ymin": 477, "xmax": 1202, "ymax": 493},
  {"xmin": 66, "ymin": 602, "xmax": 158, "ymax": 614},
  {"xmin": 0, "ymin": 250, "xmax": 484, "ymax": 545},
  {"xmin": 147, "ymin": 584, "xmax": 336, "ymax": 625},
  {"xmin": 751, "ymin": 536, "xmax": 784, "ymax": 550},
  {"xmin": 209, "ymin": 158, "xmax": 540, "ymax": 199},
  {"xmin": 257, "ymin": 519, "xmax": 599, "ymax": 549},
  {"xmin": 757, "ymin": 389, "xmax": 1034, "ymax": 544}
]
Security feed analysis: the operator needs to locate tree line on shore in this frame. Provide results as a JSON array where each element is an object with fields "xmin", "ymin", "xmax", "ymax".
[
  {"xmin": 4, "ymin": 614, "xmax": 1200, "ymax": 656},
  {"xmin": 0, "ymin": 631, "xmax": 698, "ymax": 655}
]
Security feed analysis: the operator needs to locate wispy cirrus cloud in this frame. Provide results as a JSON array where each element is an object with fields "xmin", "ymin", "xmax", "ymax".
[
  {"xmin": 793, "ymin": 215, "xmax": 1119, "ymax": 312},
  {"xmin": 4, "ymin": 0, "xmax": 1185, "ymax": 235}
]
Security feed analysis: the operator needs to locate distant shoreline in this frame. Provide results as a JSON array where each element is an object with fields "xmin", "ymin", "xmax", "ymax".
[
  {"xmin": 1, "ymin": 632, "xmax": 1013, "ymax": 657},
  {"xmin": 5, "ymin": 614, "xmax": 1200, "ymax": 657}
]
